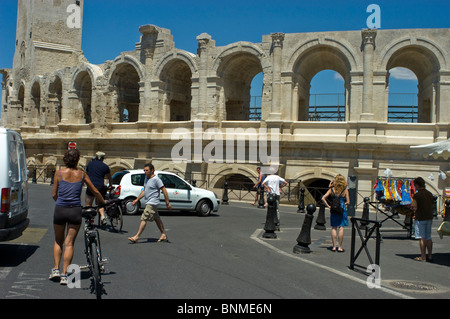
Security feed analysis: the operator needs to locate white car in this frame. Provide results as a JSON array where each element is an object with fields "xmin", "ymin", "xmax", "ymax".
[{"xmin": 112, "ymin": 170, "xmax": 220, "ymax": 216}]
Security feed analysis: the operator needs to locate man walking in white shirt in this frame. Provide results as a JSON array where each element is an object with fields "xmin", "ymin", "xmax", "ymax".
[{"xmin": 262, "ymin": 169, "xmax": 287, "ymax": 227}]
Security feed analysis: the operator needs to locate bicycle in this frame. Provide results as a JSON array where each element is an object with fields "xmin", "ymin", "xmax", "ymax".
[
  {"xmin": 81, "ymin": 206, "xmax": 108, "ymax": 299},
  {"xmin": 97, "ymin": 189, "xmax": 124, "ymax": 232}
]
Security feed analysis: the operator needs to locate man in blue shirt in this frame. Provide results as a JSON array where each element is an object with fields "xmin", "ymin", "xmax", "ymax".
[
  {"xmin": 85, "ymin": 152, "xmax": 113, "ymax": 225},
  {"xmin": 128, "ymin": 163, "xmax": 171, "ymax": 243}
]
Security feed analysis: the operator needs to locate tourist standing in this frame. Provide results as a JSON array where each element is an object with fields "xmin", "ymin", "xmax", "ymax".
[
  {"xmin": 411, "ymin": 177, "xmax": 434, "ymax": 262},
  {"xmin": 252, "ymin": 166, "xmax": 265, "ymax": 206},
  {"xmin": 322, "ymin": 174, "xmax": 349, "ymax": 252}
]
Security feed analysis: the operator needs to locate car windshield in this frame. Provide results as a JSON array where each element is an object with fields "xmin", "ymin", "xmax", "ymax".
[{"xmin": 112, "ymin": 171, "xmax": 129, "ymax": 184}]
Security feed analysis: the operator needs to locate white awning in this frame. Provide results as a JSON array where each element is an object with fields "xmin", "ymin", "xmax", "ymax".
[{"xmin": 410, "ymin": 139, "xmax": 450, "ymax": 160}]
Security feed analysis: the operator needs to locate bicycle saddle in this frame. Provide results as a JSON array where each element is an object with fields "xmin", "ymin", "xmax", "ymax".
[{"xmin": 82, "ymin": 207, "xmax": 97, "ymax": 219}]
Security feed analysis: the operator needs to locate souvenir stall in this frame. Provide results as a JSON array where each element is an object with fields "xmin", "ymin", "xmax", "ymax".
[
  {"xmin": 371, "ymin": 176, "xmax": 415, "ymax": 238},
  {"xmin": 410, "ymin": 139, "xmax": 450, "ymax": 238}
]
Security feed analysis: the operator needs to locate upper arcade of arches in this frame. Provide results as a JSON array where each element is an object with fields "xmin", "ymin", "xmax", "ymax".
[{"xmin": 2, "ymin": 26, "xmax": 450, "ymax": 130}]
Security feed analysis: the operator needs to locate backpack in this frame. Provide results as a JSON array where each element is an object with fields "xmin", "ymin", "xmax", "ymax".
[{"xmin": 330, "ymin": 190, "xmax": 344, "ymax": 215}]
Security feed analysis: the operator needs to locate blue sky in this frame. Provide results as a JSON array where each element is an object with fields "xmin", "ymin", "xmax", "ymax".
[{"xmin": 1, "ymin": 0, "xmax": 449, "ymax": 105}]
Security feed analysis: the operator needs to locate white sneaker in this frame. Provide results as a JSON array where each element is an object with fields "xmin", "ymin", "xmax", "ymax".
[
  {"xmin": 60, "ymin": 274, "xmax": 68, "ymax": 285},
  {"xmin": 101, "ymin": 217, "xmax": 108, "ymax": 226},
  {"xmin": 49, "ymin": 269, "xmax": 60, "ymax": 281}
]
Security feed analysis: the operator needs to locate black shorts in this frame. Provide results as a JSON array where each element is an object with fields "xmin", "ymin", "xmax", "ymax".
[
  {"xmin": 54, "ymin": 205, "xmax": 82, "ymax": 226},
  {"xmin": 86, "ymin": 185, "xmax": 107, "ymax": 198}
]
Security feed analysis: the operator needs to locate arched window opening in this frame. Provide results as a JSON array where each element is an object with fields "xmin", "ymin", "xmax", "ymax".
[
  {"xmin": 387, "ymin": 67, "xmax": 418, "ymax": 123},
  {"xmin": 74, "ymin": 71, "xmax": 92, "ymax": 124},
  {"xmin": 31, "ymin": 82, "xmax": 41, "ymax": 126},
  {"xmin": 18, "ymin": 85, "xmax": 24, "ymax": 124},
  {"xmin": 293, "ymin": 45, "xmax": 350, "ymax": 122},
  {"xmin": 249, "ymin": 72, "xmax": 263, "ymax": 121},
  {"xmin": 162, "ymin": 61, "xmax": 192, "ymax": 122},
  {"xmin": 110, "ymin": 63, "xmax": 140, "ymax": 123},
  {"xmin": 386, "ymin": 46, "xmax": 439, "ymax": 123},
  {"xmin": 309, "ymin": 70, "xmax": 346, "ymax": 121},
  {"xmin": 49, "ymin": 77, "xmax": 63, "ymax": 124},
  {"xmin": 220, "ymin": 53, "xmax": 263, "ymax": 121}
]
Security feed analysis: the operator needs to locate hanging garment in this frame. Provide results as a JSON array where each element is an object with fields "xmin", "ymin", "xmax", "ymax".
[
  {"xmin": 375, "ymin": 179, "xmax": 384, "ymax": 200},
  {"xmin": 395, "ymin": 180, "xmax": 403, "ymax": 202},
  {"xmin": 384, "ymin": 179, "xmax": 393, "ymax": 201},
  {"xmin": 400, "ymin": 180, "xmax": 412, "ymax": 205}
]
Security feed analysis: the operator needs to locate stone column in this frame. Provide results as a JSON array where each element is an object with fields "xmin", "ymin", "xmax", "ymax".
[
  {"xmin": 196, "ymin": 33, "xmax": 213, "ymax": 121},
  {"xmin": 270, "ymin": 33, "xmax": 285, "ymax": 121},
  {"xmin": 361, "ymin": 29, "xmax": 377, "ymax": 121}
]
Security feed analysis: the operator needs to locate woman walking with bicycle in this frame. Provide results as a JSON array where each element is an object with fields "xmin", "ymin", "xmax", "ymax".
[{"xmin": 50, "ymin": 149, "xmax": 106, "ymax": 285}]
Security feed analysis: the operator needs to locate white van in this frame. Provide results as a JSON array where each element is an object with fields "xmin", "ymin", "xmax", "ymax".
[{"xmin": 0, "ymin": 127, "xmax": 29, "ymax": 241}]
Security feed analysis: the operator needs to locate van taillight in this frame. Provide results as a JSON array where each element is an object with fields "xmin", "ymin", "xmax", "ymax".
[
  {"xmin": 1, "ymin": 188, "xmax": 10, "ymax": 213},
  {"xmin": 114, "ymin": 186, "xmax": 121, "ymax": 196}
]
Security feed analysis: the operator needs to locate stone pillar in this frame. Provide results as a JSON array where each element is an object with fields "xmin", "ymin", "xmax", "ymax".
[
  {"xmin": 196, "ymin": 33, "xmax": 213, "ymax": 121},
  {"xmin": 270, "ymin": 33, "xmax": 285, "ymax": 121},
  {"xmin": 361, "ymin": 29, "xmax": 377, "ymax": 121}
]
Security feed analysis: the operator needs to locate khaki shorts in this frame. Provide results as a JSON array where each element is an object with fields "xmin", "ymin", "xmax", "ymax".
[{"xmin": 141, "ymin": 204, "xmax": 160, "ymax": 222}]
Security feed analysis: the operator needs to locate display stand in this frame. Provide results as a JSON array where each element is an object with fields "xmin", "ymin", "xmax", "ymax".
[{"xmin": 371, "ymin": 177, "xmax": 415, "ymax": 239}]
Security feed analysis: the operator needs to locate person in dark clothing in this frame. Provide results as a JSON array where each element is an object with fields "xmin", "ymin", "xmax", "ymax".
[
  {"xmin": 411, "ymin": 177, "xmax": 435, "ymax": 262},
  {"xmin": 85, "ymin": 151, "xmax": 113, "ymax": 225}
]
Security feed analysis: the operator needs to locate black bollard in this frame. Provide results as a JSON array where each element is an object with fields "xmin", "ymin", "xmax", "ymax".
[
  {"xmin": 293, "ymin": 203, "xmax": 316, "ymax": 254},
  {"xmin": 32, "ymin": 168, "xmax": 37, "ymax": 184},
  {"xmin": 258, "ymin": 187, "xmax": 265, "ymax": 209},
  {"xmin": 360, "ymin": 197, "xmax": 370, "ymax": 230},
  {"xmin": 314, "ymin": 202, "xmax": 326, "ymax": 230},
  {"xmin": 297, "ymin": 188, "xmax": 305, "ymax": 213},
  {"xmin": 263, "ymin": 194, "xmax": 277, "ymax": 239},
  {"xmin": 222, "ymin": 181, "xmax": 229, "ymax": 205}
]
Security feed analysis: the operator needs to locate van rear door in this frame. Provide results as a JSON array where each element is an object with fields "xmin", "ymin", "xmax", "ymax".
[{"xmin": 7, "ymin": 131, "xmax": 28, "ymax": 226}]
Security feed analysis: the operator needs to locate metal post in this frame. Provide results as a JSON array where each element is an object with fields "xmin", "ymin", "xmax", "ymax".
[
  {"xmin": 222, "ymin": 181, "xmax": 229, "ymax": 205},
  {"xmin": 258, "ymin": 187, "xmax": 265, "ymax": 208},
  {"xmin": 293, "ymin": 204, "xmax": 316, "ymax": 254},
  {"xmin": 297, "ymin": 188, "xmax": 305, "ymax": 213},
  {"xmin": 263, "ymin": 194, "xmax": 277, "ymax": 239},
  {"xmin": 314, "ymin": 202, "xmax": 326, "ymax": 230}
]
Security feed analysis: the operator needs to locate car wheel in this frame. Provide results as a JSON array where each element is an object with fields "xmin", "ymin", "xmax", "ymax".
[
  {"xmin": 124, "ymin": 198, "xmax": 140, "ymax": 215},
  {"xmin": 197, "ymin": 199, "xmax": 212, "ymax": 217}
]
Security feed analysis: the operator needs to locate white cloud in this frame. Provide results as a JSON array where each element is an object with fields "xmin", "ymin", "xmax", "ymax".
[
  {"xmin": 334, "ymin": 72, "xmax": 344, "ymax": 81},
  {"xmin": 389, "ymin": 67, "xmax": 417, "ymax": 81}
]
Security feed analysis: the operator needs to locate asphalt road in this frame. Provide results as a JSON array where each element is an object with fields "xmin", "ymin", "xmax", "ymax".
[{"xmin": 0, "ymin": 183, "xmax": 449, "ymax": 305}]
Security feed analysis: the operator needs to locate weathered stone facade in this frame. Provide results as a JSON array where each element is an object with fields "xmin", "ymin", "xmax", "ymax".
[{"xmin": 2, "ymin": 0, "xmax": 450, "ymax": 208}]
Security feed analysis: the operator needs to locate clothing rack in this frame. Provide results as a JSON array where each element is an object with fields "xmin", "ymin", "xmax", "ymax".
[{"xmin": 370, "ymin": 176, "xmax": 415, "ymax": 238}]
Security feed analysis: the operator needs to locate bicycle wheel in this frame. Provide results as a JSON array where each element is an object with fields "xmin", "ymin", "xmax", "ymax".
[
  {"xmin": 89, "ymin": 241, "xmax": 102, "ymax": 299},
  {"xmin": 109, "ymin": 204, "xmax": 123, "ymax": 232}
]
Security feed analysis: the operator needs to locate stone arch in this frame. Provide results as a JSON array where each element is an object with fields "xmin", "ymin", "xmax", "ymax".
[
  {"xmin": 379, "ymin": 38, "xmax": 445, "ymax": 123},
  {"xmin": 109, "ymin": 61, "xmax": 142, "ymax": 122},
  {"xmin": 289, "ymin": 41, "xmax": 355, "ymax": 121},
  {"xmin": 30, "ymin": 78, "xmax": 42, "ymax": 126},
  {"xmin": 48, "ymin": 74, "xmax": 63, "ymax": 124},
  {"xmin": 71, "ymin": 63, "xmax": 103, "ymax": 87},
  {"xmin": 214, "ymin": 43, "xmax": 267, "ymax": 121},
  {"xmin": 73, "ymin": 70, "xmax": 93, "ymax": 124},
  {"xmin": 154, "ymin": 50, "xmax": 198, "ymax": 78},
  {"xmin": 107, "ymin": 159, "xmax": 134, "ymax": 176},
  {"xmin": 17, "ymin": 83, "xmax": 25, "ymax": 125},
  {"xmin": 158, "ymin": 58, "xmax": 193, "ymax": 122},
  {"xmin": 209, "ymin": 164, "xmax": 258, "ymax": 189}
]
